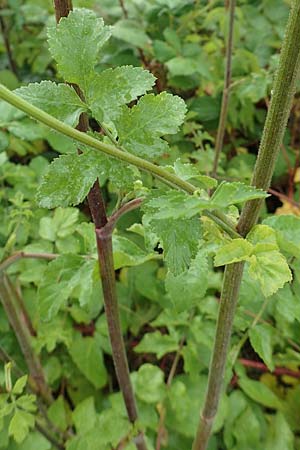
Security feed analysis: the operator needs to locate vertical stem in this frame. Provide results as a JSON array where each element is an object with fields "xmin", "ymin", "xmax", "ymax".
[
  {"xmin": 53, "ymin": 3, "xmax": 147, "ymax": 448},
  {"xmin": 193, "ymin": 2, "xmax": 300, "ymax": 449},
  {"xmin": 0, "ymin": 274, "xmax": 53, "ymax": 404},
  {"xmin": 0, "ymin": 11, "xmax": 18, "ymax": 77},
  {"xmin": 211, "ymin": 0, "xmax": 236, "ymax": 177}
]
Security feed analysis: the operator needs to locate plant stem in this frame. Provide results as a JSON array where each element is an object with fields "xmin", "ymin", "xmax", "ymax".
[
  {"xmin": 53, "ymin": 3, "xmax": 147, "ymax": 449},
  {"xmin": 211, "ymin": 0, "xmax": 235, "ymax": 177},
  {"xmin": 0, "ymin": 274, "xmax": 53, "ymax": 404},
  {"xmin": 193, "ymin": 2, "xmax": 300, "ymax": 449},
  {"xmin": 0, "ymin": 14, "xmax": 18, "ymax": 77}
]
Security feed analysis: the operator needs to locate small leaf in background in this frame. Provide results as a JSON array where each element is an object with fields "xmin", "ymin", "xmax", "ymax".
[
  {"xmin": 8, "ymin": 409, "xmax": 35, "ymax": 444},
  {"xmin": 134, "ymin": 330, "xmax": 179, "ymax": 359},
  {"xmin": 249, "ymin": 324, "xmax": 275, "ymax": 371},
  {"xmin": 48, "ymin": 9, "xmax": 111, "ymax": 87},
  {"xmin": 12, "ymin": 375, "xmax": 28, "ymax": 395},
  {"xmin": 265, "ymin": 412, "xmax": 294, "ymax": 450},
  {"xmin": 116, "ymin": 92, "xmax": 187, "ymax": 158},
  {"xmin": 214, "ymin": 238, "xmax": 253, "ymax": 266},
  {"xmin": 38, "ymin": 255, "xmax": 98, "ymax": 320},
  {"xmin": 133, "ymin": 364, "xmax": 165, "ymax": 404},
  {"xmin": 263, "ymin": 214, "xmax": 300, "ymax": 258},
  {"xmin": 86, "ymin": 66, "xmax": 155, "ymax": 123},
  {"xmin": 16, "ymin": 81, "xmax": 87, "ymax": 127},
  {"xmin": 37, "ymin": 151, "xmax": 109, "ymax": 209},
  {"xmin": 239, "ymin": 377, "xmax": 281, "ymax": 409},
  {"xmin": 68, "ymin": 334, "xmax": 107, "ymax": 389},
  {"xmin": 210, "ymin": 181, "xmax": 268, "ymax": 208},
  {"xmin": 112, "ymin": 19, "xmax": 150, "ymax": 48},
  {"xmin": 173, "ymin": 159, "xmax": 217, "ymax": 189},
  {"xmin": 72, "ymin": 397, "xmax": 97, "ymax": 435},
  {"xmin": 47, "ymin": 396, "xmax": 68, "ymax": 432}
]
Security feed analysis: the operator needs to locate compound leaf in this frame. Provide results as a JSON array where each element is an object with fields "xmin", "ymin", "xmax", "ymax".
[{"xmin": 85, "ymin": 66, "xmax": 155, "ymax": 123}]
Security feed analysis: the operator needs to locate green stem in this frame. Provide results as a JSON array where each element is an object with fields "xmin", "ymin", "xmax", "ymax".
[
  {"xmin": 193, "ymin": 2, "xmax": 300, "ymax": 449},
  {"xmin": 211, "ymin": 0, "xmax": 236, "ymax": 177}
]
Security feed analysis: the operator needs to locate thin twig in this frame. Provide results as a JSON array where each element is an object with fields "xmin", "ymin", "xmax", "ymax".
[
  {"xmin": 0, "ymin": 14, "xmax": 18, "ymax": 77},
  {"xmin": 119, "ymin": 0, "xmax": 128, "ymax": 18},
  {"xmin": 238, "ymin": 358, "xmax": 300, "ymax": 379},
  {"xmin": 211, "ymin": 0, "xmax": 236, "ymax": 177},
  {"xmin": 0, "ymin": 251, "xmax": 58, "ymax": 272}
]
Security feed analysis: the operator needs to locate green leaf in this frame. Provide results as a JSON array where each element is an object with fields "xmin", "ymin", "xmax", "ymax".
[
  {"xmin": 112, "ymin": 19, "xmax": 150, "ymax": 48},
  {"xmin": 210, "ymin": 181, "xmax": 268, "ymax": 208},
  {"xmin": 112, "ymin": 235, "xmax": 154, "ymax": 270},
  {"xmin": 36, "ymin": 151, "xmax": 109, "ymax": 208},
  {"xmin": 173, "ymin": 160, "xmax": 217, "ymax": 189},
  {"xmin": 265, "ymin": 412, "xmax": 294, "ymax": 450},
  {"xmin": 47, "ymin": 396, "xmax": 68, "ymax": 432},
  {"xmin": 9, "ymin": 409, "xmax": 35, "ymax": 444},
  {"xmin": 150, "ymin": 217, "xmax": 202, "ymax": 275},
  {"xmin": 214, "ymin": 238, "xmax": 253, "ymax": 266},
  {"xmin": 247, "ymin": 225, "xmax": 292, "ymax": 297},
  {"xmin": 165, "ymin": 247, "xmax": 209, "ymax": 311},
  {"xmin": 16, "ymin": 81, "xmax": 87, "ymax": 127},
  {"xmin": 133, "ymin": 364, "xmax": 165, "ymax": 403},
  {"xmin": 72, "ymin": 397, "xmax": 97, "ymax": 435},
  {"xmin": 116, "ymin": 92, "xmax": 187, "ymax": 158},
  {"xmin": 249, "ymin": 324, "xmax": 275, "ymax": 371},
  {"xmin": 47, "ymin": 9, "xmax": 111, "ymax": 87},
  {"xmin": 145, "ymin": 191, "xmax": 206, "ymax": 221},
  {"xmin": 85, "ymin": 66, "xmax": 155, "ymax": 123},
  {"xmin": 134, "ymin": 331, "xmax": 179, "ymax": 358},
  {"xmin": 39, "ymin": 207, "xmax": 79, "ymax": 241},
  {"xmin": 12, "ymin": 375, "xmax": 28, "ymax": 395},
  {"xmin": 38, "ymin": 255, "xmax": 98, "ymax": 320},
  {"xmin": 68, "ymin": 334, "xmax": 107, "ymax": 389},
  {"xmin": 239, "ymin": 377, "xmax": 281, "ymax": 409},
  {"xmin": 263, "ymin": 214, "xmax": 300, "ymax": 258}
]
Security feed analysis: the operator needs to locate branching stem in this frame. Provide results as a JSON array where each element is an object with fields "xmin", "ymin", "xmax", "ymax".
[{"xmin": 193, "ymin": 2, "xmax": 300, "ymax": 449}]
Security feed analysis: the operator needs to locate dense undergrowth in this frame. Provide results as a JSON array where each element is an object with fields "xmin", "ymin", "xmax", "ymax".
[{"xmin": 0, "ymin": 1, "xmax": 300, "ymax": 449}]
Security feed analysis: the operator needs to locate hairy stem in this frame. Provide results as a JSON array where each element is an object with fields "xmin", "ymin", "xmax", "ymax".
[
  {"xmin": 0, "ymin": 274, "xmax": 53, "ymax": 404},
  {"xmin": 193, "ymin": 2, "xmax": 300, "ymax": 449},
  {"xmin": 211, "ymin": 0, "xmax": 236, "ymax": 177}
]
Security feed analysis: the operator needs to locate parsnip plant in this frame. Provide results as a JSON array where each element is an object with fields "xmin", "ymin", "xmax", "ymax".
[{"xmin": 0, "ymin": 2, "xmax": 300, "ymax": 450}]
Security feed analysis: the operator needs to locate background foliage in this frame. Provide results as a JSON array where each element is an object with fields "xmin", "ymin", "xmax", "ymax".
[{"xmin": 0, "ymin": 1, "xmax": 300, "ymax": 449}]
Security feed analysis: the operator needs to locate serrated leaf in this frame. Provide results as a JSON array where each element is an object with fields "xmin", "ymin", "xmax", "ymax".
[
  {"xmin": 47, "ymin": 9, "xmax": 111, "ymax": 87},
  {"xmin": 116, "ymin": 92, "xmax": 187, "ymax": 158},
  {"xmin": 263, "ymin": 214, "xmax": 300, "ymax": 258},
  {"xmin": 145, "ymin": 191, "xmax": 207, "ymax": 221},
  {"xmin": 9, "ymin": 409, "xmax": 35, "ymax": 443},
  {"xmin": 12, "ymin": 375, "xmax": 28, "ymax": 395},
  {"xmin": 165, "ymin": 247, "xmax": 209, "ymax": 311},
  {"xmin": 38, "ymin": 255, "xmax": 97, "ymax": 320},
  {"xmin": 210, "ymin": 182, "xmax": 268, "ymax": 208},
  {"xmin": 246, "ymin": 225, "xmax": 292, "ymax": 297},
  {"xmin": 68, "ymin": 334, "xmax": 107, "ymax": 389},
  {"xmin": 214, "ymin": 238, "xmax": 253, "ymax": 266},
  {"xmin": 86, "ymin": 66, "xmax": 155, "ymax": 123},
  {"xmin": 150, "ymin": 217, "xmax": 202, "ymax": 275},
  {"xmin": 16, "ymin": 395, "xmax": 37, "ymax": 413},
  {"xmin": 249, "ymin": 324, "xmax": 274, "ymax": 371},
  {"xmin": 37, "ymin": 151, "xmax": 109, "ymax": 208},
  {"xmin": 134, "ymin": 331, "xmax": 179, "ymax": 358},
  {"xmin": 239, "ymin": 377, "xmax": 281, "ymax": 409},
  {"xmin": 16, "ymin": 81, "xmax": 87, "ymax": 127}
]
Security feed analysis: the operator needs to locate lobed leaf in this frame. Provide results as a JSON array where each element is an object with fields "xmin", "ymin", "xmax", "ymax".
[
  {"xmin": 116, "ymin": 92, "xmax": 187, "ymax": 158},
  {"xmin": 16, "ymin": 81, "xmax": 87, "ymax": 127},
  {"xmin": 47, "ymin": 8, "xmax": 111, "ymax": 88},
  {"xmin": 210, "ymin": 181, "xmax": 268, "ymax": 208},
  {"xmin": 214, "ymin": 238, "xmax": 253, "ymax": 266}
]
